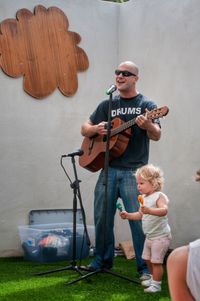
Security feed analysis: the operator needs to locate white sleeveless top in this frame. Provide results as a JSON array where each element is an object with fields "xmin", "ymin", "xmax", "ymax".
[
  {"xmin": 186, "ymin": 239, "xmax": 200, "ymax": 301},
  {"xmin": 142, "ymin": 191, "xmax": 171, "ymax": 239}
]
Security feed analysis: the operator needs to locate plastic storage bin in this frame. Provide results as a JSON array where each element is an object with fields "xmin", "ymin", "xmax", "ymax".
[{"xmin": 18, "ymin": 223, "xmax": 93, "ymax": 263}]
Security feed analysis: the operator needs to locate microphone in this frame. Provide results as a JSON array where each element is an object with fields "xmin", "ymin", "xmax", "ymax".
[
  {"xmin": 62, "ymin": 149, "xmax": 84, "ymax": 158},
  {"xmin": 106, "ymin": 84, "xmax": 117, "ymax": 95}
]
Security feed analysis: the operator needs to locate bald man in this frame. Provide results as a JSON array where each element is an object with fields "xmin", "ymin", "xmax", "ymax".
[{"xmin": 81, "ymin": 61, "xmax": 161, "ymax": 281}]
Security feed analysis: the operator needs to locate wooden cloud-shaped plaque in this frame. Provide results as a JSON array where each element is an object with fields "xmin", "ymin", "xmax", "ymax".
[{"xmin": 0, "ymin": 5, "xmax": 89, "ymax": 99}]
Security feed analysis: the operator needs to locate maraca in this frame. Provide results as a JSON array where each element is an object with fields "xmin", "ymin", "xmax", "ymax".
[
  {"xmin": 116, "ymin": 202, "xmax": 123, "ymax": 212},
  {"xmin": 138, "ymin": 194, "xmax": 144, "ymax": 206}
]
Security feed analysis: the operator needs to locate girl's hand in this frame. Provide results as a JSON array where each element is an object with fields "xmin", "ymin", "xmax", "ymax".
[
  {"xmin": 120, "ymin": 211, "xmax": 128, "ymax": 219},
  {"xmin": 140, "ymin": 205, "xmax": 151, "ymax": 214}
]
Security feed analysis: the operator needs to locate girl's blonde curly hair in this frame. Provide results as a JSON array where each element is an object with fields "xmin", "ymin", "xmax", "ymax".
[{"xmin": 135, "ymin": 164, "xmax": 164, "ymax": 191}]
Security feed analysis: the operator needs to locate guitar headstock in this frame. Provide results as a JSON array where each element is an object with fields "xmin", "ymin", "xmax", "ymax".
[{"xmin": 148, "ymin": 106, "xmax": 169, "ymax": 120}]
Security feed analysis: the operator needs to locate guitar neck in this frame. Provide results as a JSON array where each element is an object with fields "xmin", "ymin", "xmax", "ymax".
[
  {"xmin": 110, "ymin": 106, "xmax": 169, "ymax": 137},
  {"xmin": 111, "ymin": 118, "xmax": 136, "ymax": 137}
]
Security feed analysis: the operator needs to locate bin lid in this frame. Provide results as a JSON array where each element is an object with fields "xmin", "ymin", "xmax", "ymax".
[{"xmin": 29, "ymin": 209, "xmax": 83, "ymax": 225}]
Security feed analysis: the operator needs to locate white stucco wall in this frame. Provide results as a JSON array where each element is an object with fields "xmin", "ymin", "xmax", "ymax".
[
  {"xmin": 0, "ymin": 0, "xmax": 200, "ymax": 256},
  {"xmin": 118, "ymin": 0, "xmax": 200, "ymax": 248},
  {"xmin": 0, "ymin": 0, "xmax": 119, "ymax": 256}
]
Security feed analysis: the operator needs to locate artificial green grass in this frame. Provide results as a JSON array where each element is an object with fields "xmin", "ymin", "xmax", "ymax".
[{"xmin": 0, "ymin": 256, "xmax": 171, "ymax": 301}]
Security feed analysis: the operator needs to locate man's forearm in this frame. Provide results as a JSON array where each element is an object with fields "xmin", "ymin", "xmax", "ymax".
[
  {"xmin": 81, "ymin": 122, "xmax": 98, "ymax": 137},
  {"xmin": 147, "ymin": 123, "xmax": 161, "ymax": 141}
]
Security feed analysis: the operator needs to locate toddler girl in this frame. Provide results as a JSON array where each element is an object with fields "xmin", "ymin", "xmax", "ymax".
[{"xmin": 120, "ymin": 164, "xmax": 171, "ymax": 293}]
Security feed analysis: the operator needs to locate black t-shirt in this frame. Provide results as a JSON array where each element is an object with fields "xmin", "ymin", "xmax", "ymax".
[{"xmin": 89, "ymin": 94, "xmax": 160, "ymax": 169}]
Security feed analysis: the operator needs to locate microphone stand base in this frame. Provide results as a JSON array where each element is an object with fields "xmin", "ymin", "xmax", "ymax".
[{"xmin": 64, "ymin": 266, "xmax": 141, "ymax": 286}]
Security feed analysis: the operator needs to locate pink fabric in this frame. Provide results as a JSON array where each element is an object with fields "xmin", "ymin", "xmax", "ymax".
[{"xmin": 142, "ymin": 236, "xmax": 171, "ymax": 263}]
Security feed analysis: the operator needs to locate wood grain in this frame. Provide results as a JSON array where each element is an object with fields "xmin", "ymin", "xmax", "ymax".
[{"xmin": 0, "ymin": 5, "xmax": 89, "ymax": 99}]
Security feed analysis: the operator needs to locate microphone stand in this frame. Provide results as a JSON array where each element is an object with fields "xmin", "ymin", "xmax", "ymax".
[
  {"xmin": 34, "ymin": 155, "xmax": 91, "ymax": 285},
  {"xmin": 72, "ymin": 89, "xmax": 140, "ymax": 285}
]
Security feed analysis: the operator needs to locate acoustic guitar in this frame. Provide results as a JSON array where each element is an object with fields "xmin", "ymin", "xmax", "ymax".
[{"xmin": 79, "ymin": 106, "xmax": 169, "ymax": 172}]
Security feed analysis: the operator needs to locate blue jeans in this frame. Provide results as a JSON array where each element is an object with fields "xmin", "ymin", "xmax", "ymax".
[{"xmin": 91, "ymin": 167, "xmax": 148, "ymax": 274}]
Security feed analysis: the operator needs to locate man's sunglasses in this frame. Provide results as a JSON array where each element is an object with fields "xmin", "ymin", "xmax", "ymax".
[{"xmin": 115, "ymin": 69, "xmax": 136, "ymax": 77}]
